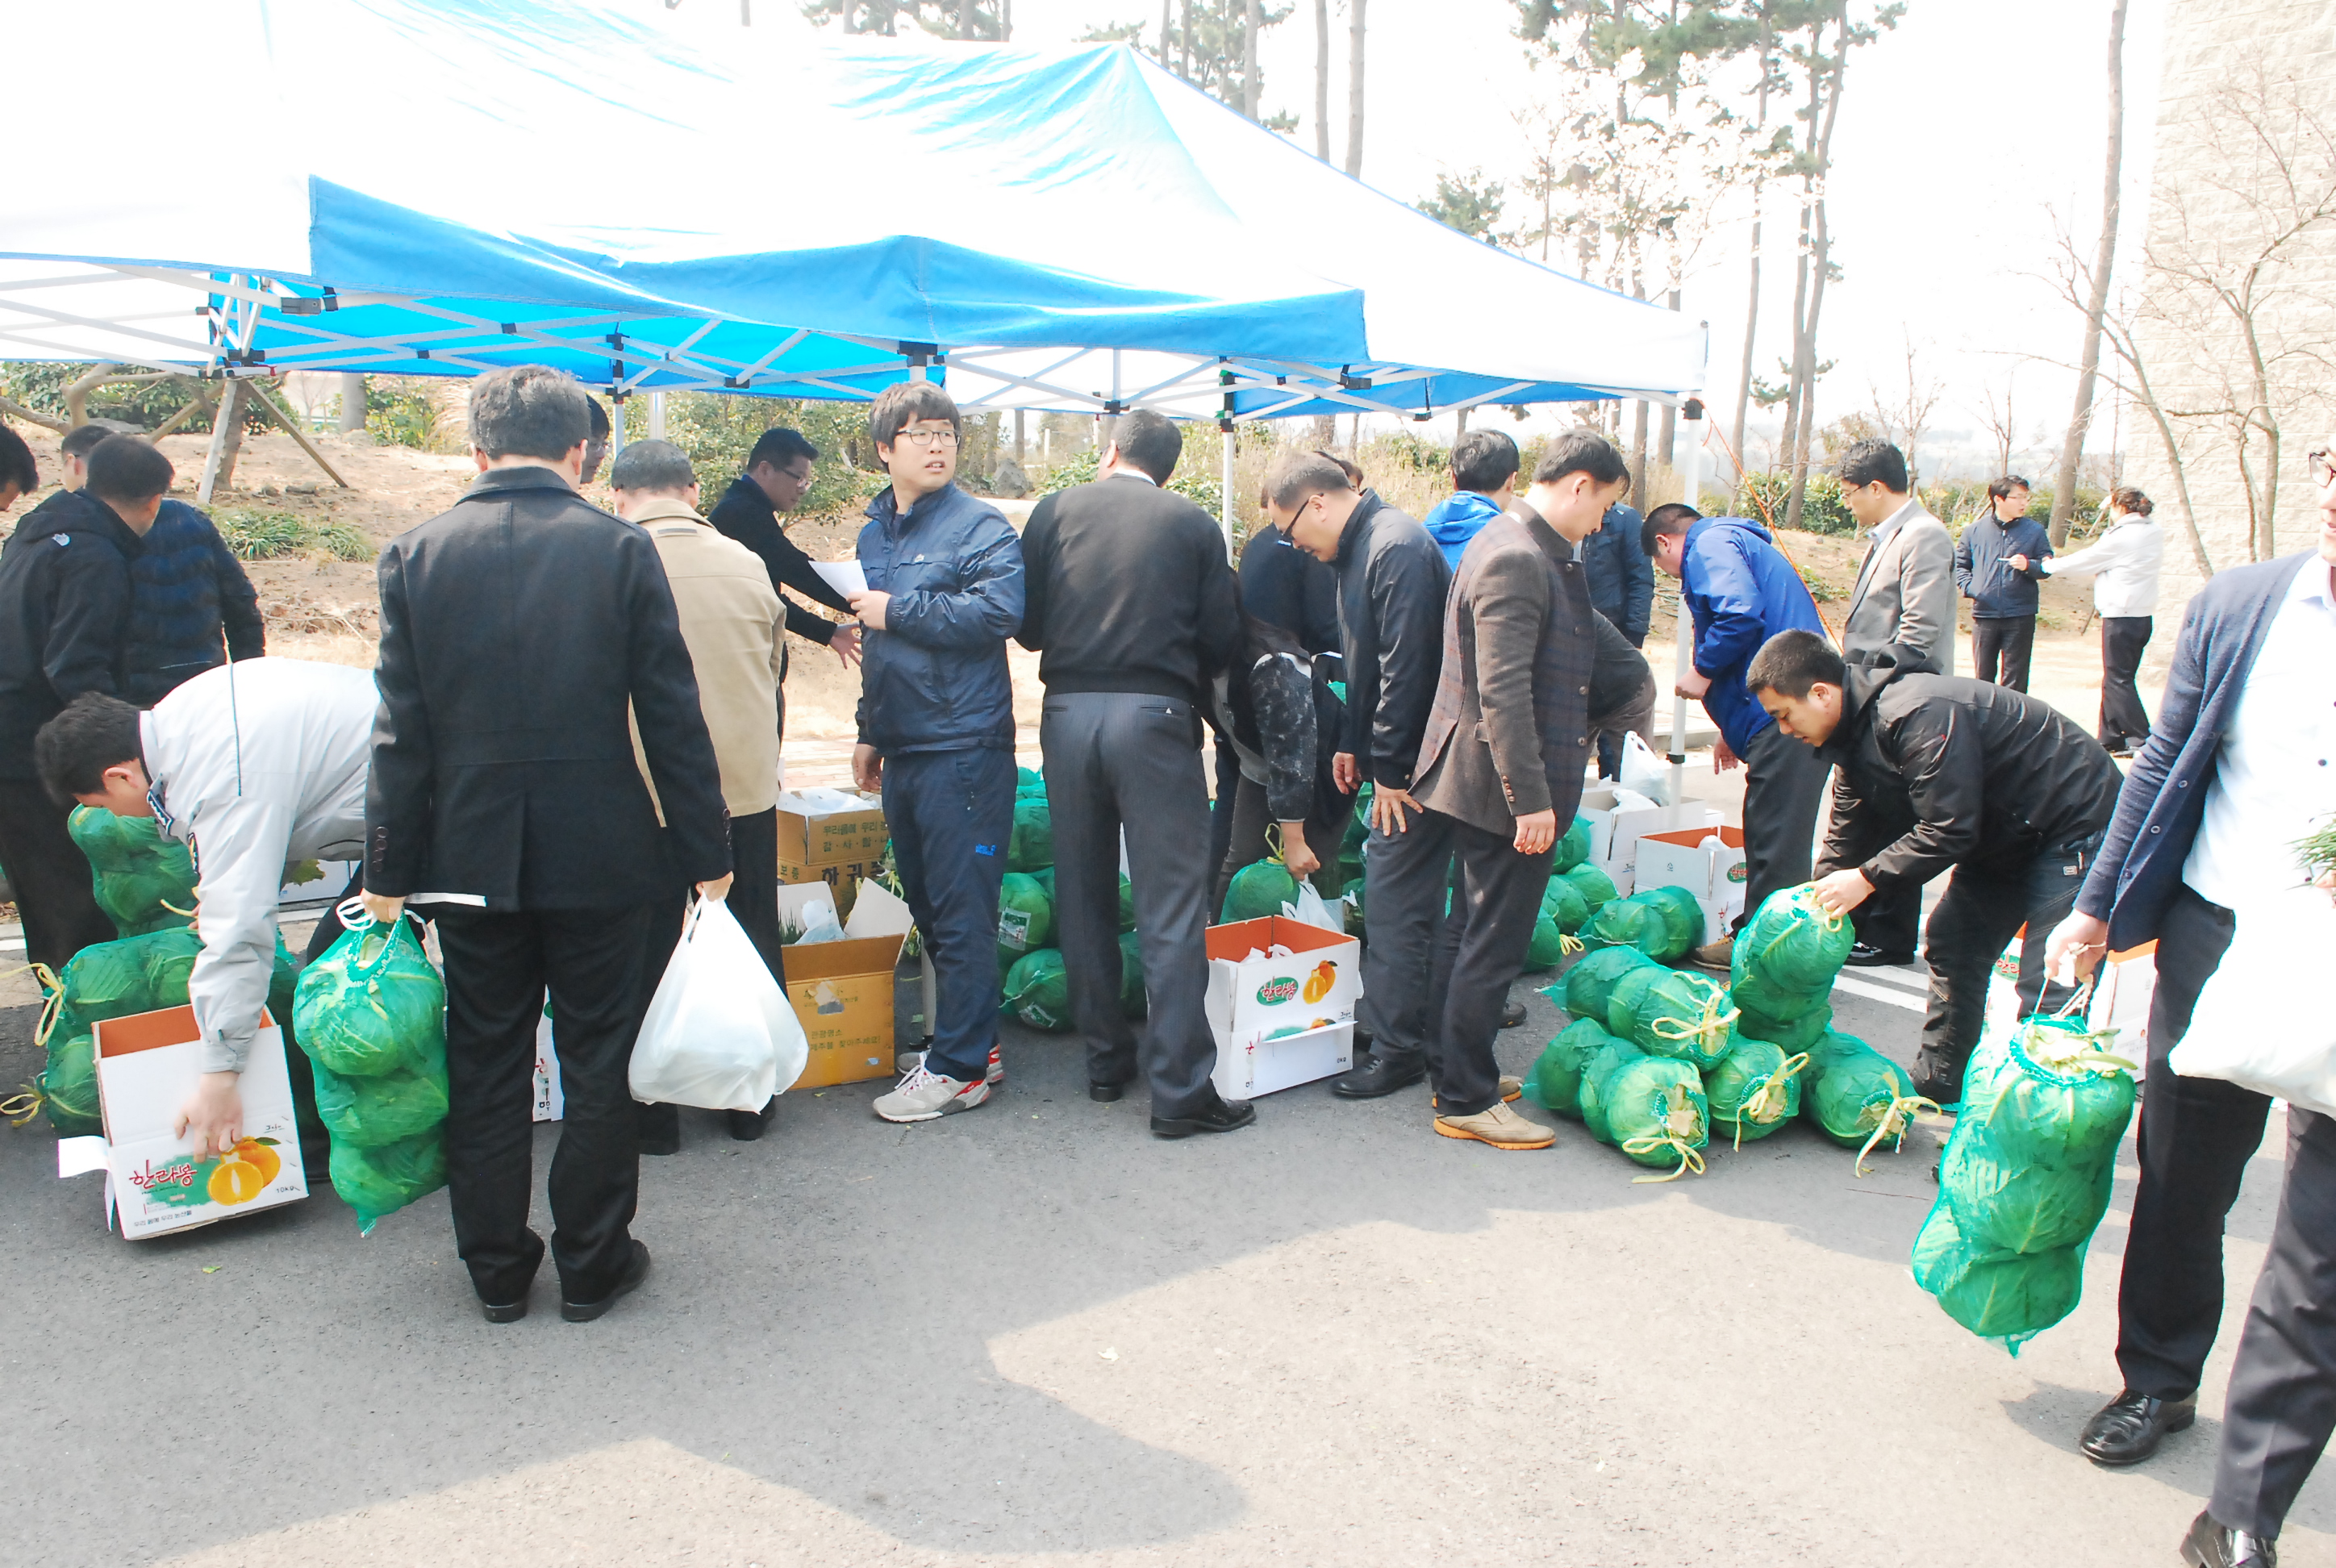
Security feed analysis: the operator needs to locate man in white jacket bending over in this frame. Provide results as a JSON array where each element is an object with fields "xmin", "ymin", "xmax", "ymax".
[{"xmin": 33, "ymin": 658, "xmax": 377, "ymax": 1157}]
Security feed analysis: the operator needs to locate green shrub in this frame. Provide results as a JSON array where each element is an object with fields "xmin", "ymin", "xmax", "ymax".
[
  {"xmin": 1037, "ymin": 444, "xmax": 1223, "ymax": 518},
  {"xmin": 215, "ymin": 508, "xmax": 376, "ymax": 561}
]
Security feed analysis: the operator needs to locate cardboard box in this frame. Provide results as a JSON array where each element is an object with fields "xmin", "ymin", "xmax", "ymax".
[
  {"xmin": 1636, "ymin": 824, "xmax": 1748, "ymax": 938},
  {"xmin": 86, "ymin": 1004, "xmax": 308, "ymax": 1238},
  {"xmin": 777, "ymin": 881, "xmax": 914, "ymax": 1089},
  {"xmin": 776, "ymin": 860, "xmax": 875, "ymax": 917},
  {"xmin": 1204, "ymin": 915, "xmax": 1362, "ymax": 1099},
  {"xmin": 775, "ymin": 791, "xmax": 887, "ymax": 873},
  {"xmin": 1596, "ymin": 799, "xmax": 1724, "ymax": 896}
]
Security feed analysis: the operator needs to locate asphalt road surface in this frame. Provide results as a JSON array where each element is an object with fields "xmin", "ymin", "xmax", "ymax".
[{"xmin": 2, "ymin": 930, "xmax": 2319, "ymax": 1567}]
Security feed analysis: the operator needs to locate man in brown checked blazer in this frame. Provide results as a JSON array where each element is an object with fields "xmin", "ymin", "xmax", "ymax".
[{"xmin": 1409, "ymin": 431, "xmax": 1632, "ymax": 1149}]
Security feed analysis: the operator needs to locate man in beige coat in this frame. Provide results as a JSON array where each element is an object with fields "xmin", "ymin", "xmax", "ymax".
[
  {"xmin": 611, "ymin": 439, "xmax": 790, "ymax": 1148},
  {"xmin": 1836, "ymin": 437, "xmax": 1957, "ymax": 966}
]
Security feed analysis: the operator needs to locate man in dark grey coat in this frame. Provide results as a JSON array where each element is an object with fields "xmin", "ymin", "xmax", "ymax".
[
  {"xmin": 364, "ymin": 365, "xmax": 733, "ymax": 1327},
  {"xmin": 1407, "ymin": 431, "xmax": 1625, "ymax": 1146},
  {"xmin": 2042, "ymin": 448, "xmax": 2336, "ymax": 1568},
  {"xmin": 1261, "ymin": 449, "xmax": 1449, "ymax": 1101}
]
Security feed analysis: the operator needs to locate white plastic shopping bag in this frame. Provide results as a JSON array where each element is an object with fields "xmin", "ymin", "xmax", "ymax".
[
  {"xmin": 1283, "ymin": 882, "xmax": 1341, "ymax": 934},
  {"xmin": 629, "ymin": 898, "xmax": 809, "ymax": 1110},
  {"xmin": 2171, "ymin": 886, "xmax": 2336, "ymax": 1116},
  {"xmin": 1619, "ymin": 731, "xmax": 1671, "ymax": 804}
]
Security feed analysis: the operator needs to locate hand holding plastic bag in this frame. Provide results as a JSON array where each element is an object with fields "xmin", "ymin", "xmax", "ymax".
[{"xmin": 630, "ymin": 897, "xmax": 807, "ymax": 1111}]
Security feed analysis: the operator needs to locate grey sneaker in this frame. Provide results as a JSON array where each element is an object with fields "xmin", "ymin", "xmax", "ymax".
[
  {"xmin": 873, "ymin": 1062, "xmax": 991, "ymax": 1123},
  {"xmin": 893, "ymin": 1043, "xmax": 1004, "ymax": 1086}
]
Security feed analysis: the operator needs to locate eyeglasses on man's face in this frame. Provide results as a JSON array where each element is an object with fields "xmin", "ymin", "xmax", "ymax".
[
  {"xmin": 896, "ymin": 425, "xmax": 959, "ymax": 449},
  {"xmin": 2310, "ymin": 447, "xmax": 2335, "ymax": 485}
]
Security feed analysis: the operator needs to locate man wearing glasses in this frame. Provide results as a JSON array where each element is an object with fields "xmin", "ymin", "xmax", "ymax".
[
  {"xmin": 1260, "ymin": 448, "xmax": 1454, "ymax": 1103},
  {"xmin": 707, "ymin": 427, "xmax": 866, "ymax": 707},
  {"xmin": 1835, "ymin": 438, "xmax": 1957, "ymax": 969},
  {"xmin": 847, "ymin": 382, "xmax": 1027, "ymax": 1124},
  {"xmin": 2043, "ymin": 441, "xmax": 2336, "ymax": 1568}
]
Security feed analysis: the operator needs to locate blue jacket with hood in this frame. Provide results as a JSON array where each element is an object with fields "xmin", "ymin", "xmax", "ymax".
[
  {"xmin": 1420, "ymin": 490, "xmax": 1504, "ymax": 572},
  {"xmin": 1678, "ymin": 515, "xmax": 1829, "ymax": 755},
  {"xmin": 853, "ymin": 480, "xmax": 1025, "ymax": 755}
]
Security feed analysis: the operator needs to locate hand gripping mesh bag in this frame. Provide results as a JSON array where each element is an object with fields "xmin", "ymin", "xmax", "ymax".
[
  {"xmin": 997, "ymin": 872, "xmax": 1056, "ymax": 965},
  {"xmin": 1560, "ymin": 863, "xmax": 1618, "ymax": 910},
  {"xmin": 294, "ymin": 915, "xmax": 445, "ymax": 1079},
  {"xmin": 1606, "ymin": 965, "xmax": 1738, "ymax": 1071},
  {"xmin": 1704, "ymin": 1035, "xmax": 1808, "ymax": 1146},
  {"xmin": 67, "ymin": 805, "xmax": 198, "ymax": 938},
  {"xmin": 1910, "ymin": 1012, "xmax": 2136, "ymax": 1350},
  {"xmin": 1584, "ymin": 1049, "xmax": 1708, "ymax": 1182},
  {"xmin": 1003, "ymin": 948, "xmax": 1074, "ymax": 1032},
  {"xmin": 1733, "ymin": 885, "xmax": 1855, "ymax": 995},
  {"xmin": 1222, "ymin": 857, "xmax": 1299, "ymax": 924},
  {"xmin": 1562, "ymin": 946, "xmax": 1658, "ymax": 1024},
  {"xmin": 1525, "ymin": 1015, "xmax": 1618, "ymax": 1120}
]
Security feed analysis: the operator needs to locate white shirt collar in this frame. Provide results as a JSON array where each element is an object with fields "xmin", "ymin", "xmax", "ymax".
[
  {"xmin": 1870, "ymin": 497, "xmax": 1922, "ymax": 543},
  {"xmin": 1108, "ymin": 468, "xmax": 1158, "ymax": 486},
  {"xmin": 2292, "ymin": 552, "xmax": 2336, "ymax": 610}
]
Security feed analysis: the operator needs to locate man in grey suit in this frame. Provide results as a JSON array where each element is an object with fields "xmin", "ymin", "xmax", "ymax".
[
  {"xmin": 1836, "ymin": 438, "xmax": 1956, "ymax": 965},
  {"xmin": 1407, "ymin": 432, "xmax": 1628, "ymax": 1149}
]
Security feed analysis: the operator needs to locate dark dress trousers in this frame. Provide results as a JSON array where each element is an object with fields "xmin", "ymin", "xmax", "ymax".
[
  {"xmin": 368, "ymin": 465, "xmax": 731, "ymax": 1307},
  {"xmin": 1409, "ymin": 504, "xmax": 1595, "ymax": 1118}
]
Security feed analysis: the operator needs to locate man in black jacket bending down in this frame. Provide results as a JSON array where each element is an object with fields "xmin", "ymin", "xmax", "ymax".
[
  {"xmin": 363, "ymin": 365, "xmax": 733, "ymax": 1326},
  {"xmin": 707, "ymin": 427, "xmax": 862, "ymax": 714},
  {"xmin": 1018, "ymin": 409, "xmax": 1249, "ymax": 1136},
  {"xmin": 1744, "ymin": 629, "xmax": 2124, "ymax": 1103}
]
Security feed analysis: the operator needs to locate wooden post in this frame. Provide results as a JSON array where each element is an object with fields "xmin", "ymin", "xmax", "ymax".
[
  {"xmin": 245, "ymin": 380, "xmax": 351, "ymax": 489},
  {"xmin": 198, "ymin": 380, "xmax": 251, "ymax": 503}
]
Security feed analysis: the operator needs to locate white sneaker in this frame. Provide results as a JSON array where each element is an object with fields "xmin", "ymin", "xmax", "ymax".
[
  {"xmin": 873, "ymin": 1063, "xmax": 991, "ymax": 1123},
  {"xmin": 893, "ymin": 1044, "xmax": 1004, "ymax": 1086}
]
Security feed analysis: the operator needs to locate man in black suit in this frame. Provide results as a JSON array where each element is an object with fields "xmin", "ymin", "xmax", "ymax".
[
  {"xmin": 1017, "ymin": 410, "xmax": 1249, "ymax": 1136},
  {"xmin": 707, "ymin": 427, "xmax": 862, "ymax": 711},
  {"xmin": 362, "ymin": 365, "xmax": 732, "ymax": 1326}
]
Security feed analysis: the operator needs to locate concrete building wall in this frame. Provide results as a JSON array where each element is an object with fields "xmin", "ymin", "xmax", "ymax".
[{"xmin": 2125, "ymin": 0, "xmax": 2336, "ymax": 616}]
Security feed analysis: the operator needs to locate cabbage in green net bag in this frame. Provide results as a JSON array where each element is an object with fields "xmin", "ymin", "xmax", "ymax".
[
  {"xmin": 1591, "ymin": 1055, "xmax": 1708, "ymax": 1182},
  {"xmin": 997, "ymin": 872, "xmax": 1055, "ymax": 964},
  {"xmin": 1804, "ymin": 1032, "xmax": 1935, "ymax": 1172},
  {"xmin": 1541, "ymin": 875, "xmax": 1591, "ymax": 934},
  {"xmin": 24, "ymin": 928, "xmax": 202, "ymax": 1136},
  {"xmin": 1552, "ymin": 815, "xmax": 1592, "ymax": 873},
  {"xmin": 1562, "ymin": 946, "xmax": 1657, "ymax": 1024},
  {"xmin": 294, "ymin": 916, "xmax": 446, "ymax": 1079},
  {"xmin": 1582, "ymin": 894, "xmax": 1679, "ymax": 960},
  {"xmin": 1118, "ymin": 875, "xmax": 1137, "ymax": 933},
  {"xmin": 1638, "ymin": 885, "xmax": 1707, "ymax": 953},
  {"xmin": 1222, "ymin": 858, "xmax": 1299, "ymax": 924},
  {"xmin": 35, "ymin": 1023, "xmax": 101, "ymax": 1136},
  {"xmin": 1525, "ymin": 1016, "xmax": 1617, "ymax": 1120},
  {"xmin": 1009, "ymin": 797, "xmax": 1053, "ymax": 870},
  {"xmin": 1574, "ymin": 1034, "xmax": 1647, "ymax": 1147},
  {"xmin": 1118, "ymin": 930, "xmax": 1147, "ymax": 1019},
  {"xmin": 68, "ymin": 805, "xmax": 198, "ymax": 937},
  {"xmin": 1733, "ymin": 885, "xmax": 1854, "ymax": 998},
  {"xmin": 1734, "ymin": 995, "xmax": 1834, "ymax": 1053},
  {"xmin": 1728, "ymin": 966, "xmax": 1830, "ymax": 1023},
  {"xmin": 1704, "ymin": 1035, "xmax": 1808, "ymax": 1146},
  {"xmin": 1560, "ymin": 863, "xmax": 1617, "ymax": 909},
  {"xmin": 1523, "ymin": 911, "xmax": 1573, "ymax": 972},
  {"xmin": 1606, "ymin": 965, "xmax": 1737, "ymax": 1070},
  {"xmin": 1003, "ymin": 948, "xmax": 1073, "ymax": 1032},
  {"xmin": 1017, "ymin": 765, "xmax": 1046, "ymax": 793},
  {"xmin": 312, "ymin": 1056, "xmax": 449, "ymax": 1149},
  {"xmin": 1910, "ymin": 1204, "xmax": 2084, "ymax": 1353},
  {"xmin": 331, "ymin": 1126, "xmax": 448, "ymax": 1236}
]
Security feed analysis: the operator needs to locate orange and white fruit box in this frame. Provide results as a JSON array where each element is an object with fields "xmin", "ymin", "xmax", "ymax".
[{"xmin": 56, "ymin": 1004, "xmax": 308, "ymax": 1238}]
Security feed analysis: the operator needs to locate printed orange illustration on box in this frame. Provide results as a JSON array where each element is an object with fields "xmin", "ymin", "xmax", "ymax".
[{"xmin": 1204, "ymin": 916, "xmax": 1361, "ymax": 1099}]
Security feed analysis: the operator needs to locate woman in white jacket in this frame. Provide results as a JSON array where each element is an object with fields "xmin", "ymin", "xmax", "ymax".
[
  {"xmin": 2027, "ymin": 486, "xmax": 2164, "ymax": 756},
  {"xmin": 32, "ymin": 658, "xmax": 378, "ymax": 1160}
]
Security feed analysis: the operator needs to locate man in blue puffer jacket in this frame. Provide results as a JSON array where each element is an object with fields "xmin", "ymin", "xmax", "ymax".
[
  {"xmin": 53, "ymin": 423, "xmax": 264, "ymax": 705},
  {"xmin": 1420, "ymin": 430, "xmax": 1518, "ymax": 571},
  {"xmin": 846, "ymin": 380, "xmax": 1026, "ymax": 1124},
  {"xmin": 1645, "ymin": 503, "xmax": 1832, "ymax": 966}
]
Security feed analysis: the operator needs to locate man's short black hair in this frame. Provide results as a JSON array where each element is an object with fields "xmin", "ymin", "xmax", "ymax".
[
  {"xmin": 1450, "ymin": 429, "xmax": 1519, "ymax": 494},
  {"xmin": 60, "ymin": 419, "xmax": 139, "ymax": 462},
  {"xmin": 1262, "ymin": 448, "xmax": 1355, "ymax": 510},
  {"xmin": 609, "ymin": 439, "xmax": 696, "ymax": 494},
  {"xmin": 469, "ymin": 365, "xmax": 590, "ymax": 461},
  {"xmin": 747, "ymin": 427, "xmax": 820, "ymax": 473},
  {"xmin": 35, "ymin": 690, "xmax": 143, "ymax": 804},
  {"xmin": 1836, "ymin": 439, "xmax": 1908, "ymax": 494},
  {"xmin": 1745, "ymin": 628, "xmax": 1844, "ymax": 700},
  {"xmin": 86, "ymin": 434, "xmax": 172, "ymax": 504},
  {"xmin": 584, "ymin": 397, "xmax": 611, "ymax": 440},
  {"xmin": 1988, "ymin": 473, "xmax": 2032, "ymax": 502},
  {"xmin": 870, "ymin": 381, "xmax": 962, "ymax": 450},
  {"xmin": 1110, "ymin": 409, "xmax": 1182, "ymax": 484},
  {"xmin": 1532, "ymin": 429, "xmax": 1629, "ymax": 487},
  {"xmin": 1642, "ymin": 502, "xmax": 1700, "ymax": 557},
  {"xmin": 0, "ymin": 423, "xmax": 36, "ymax": 495}
]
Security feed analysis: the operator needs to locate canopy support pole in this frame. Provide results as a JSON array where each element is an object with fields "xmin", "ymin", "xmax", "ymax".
[
  {"xmin": 245, "ymin": 378, "xmax": 351, "ymax": 489},
  {"xmin": 1667, "ymin": 397, "xmax": 1705, "ymax": 811},
  {"xmin": 648, "ymin": 390, "xmax": 666, "ymax": 441},
  {"xmin": 1220, "ymin": 421, "xmax": 1236, "ymax": 560},
  {"xmin": 197, "ymin": 378, "xmax": 250, "ymax": 505}
]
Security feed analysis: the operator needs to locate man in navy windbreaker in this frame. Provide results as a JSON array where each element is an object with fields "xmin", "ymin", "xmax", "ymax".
[
  {"xmin": 847, "ymin": 381, "xmax": 1027, "ymax": 1124},
  {"xmin": 1644, "ymin": 503, "xmax": 1831, "ymax": 965}
]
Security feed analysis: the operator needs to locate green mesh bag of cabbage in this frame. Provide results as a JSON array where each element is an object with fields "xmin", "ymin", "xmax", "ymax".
[
  {"xmin": 1003, "ymin": 948, "xmax": 1074, "ymax": 1032},
  {"xmin": 1552, "ymin": 814, "xmax": 1593, "ymax": 873},
  {"xmin": 1541, "ymin": 874, "xmax": 1591, "ymax": 935},
  {"xmin": 1704, "ymin": 1035, "xmax": 1808, "ymax": 1146},
  {"xmin": 1523, "ymin": 910, "xmax": 1575, "ymax": 971},
  {"xmin": 68, "ymin": 805, "xmax": 198, "ymax": 937},
  {"xmin": 1605, "ymin": 964, "xmax": 1737, "ymax": 1069},
  {"xmin": 28, "ymin": 927, "xmax": 206, "ymax": 1135},
  {"xmin": 1802, "ymin": 1029, "xmax": 1938, "ymax": 1173},
  {"xmin": 1910, "ymin": 1013, "xmax": 2138, "ymax": 1350},
  {"xmin": 331, "ymin": 1126, "xmax": 448, "ymax": 1236},
  {"xmin": 1560, "ymin": 862, "xmax": 1618, "ymax": 910},
  {"xmin": 1733, "ymin": 995, "xmax": 1834, "ymax": 1054},
  {"xmin": 1733, "ymin": 884, "xmax": 1855, "ymax": 995},
  {"xmin": 1221, "ymin": 857, "xmax": 1299, "ymax": 924},
  {"xmin": 1637, "ymin": 885, "xmax": 1707, "ymax": 954},
  {"xmin": 1008, "ymin": 796, "xmax": 1053, "ymax": 870},
  {"xmin": 1118, "ymin": 930, "xmax": 1147, "ymax": 1019},
  {"xmin": 997, "ymin": 872, "xmax": 1055, "ymax": 966},
  {"xmin": 1562, "ymin": 946, "xmax": 1658, "ymax": 1023},
  {"xmin": 1581, "ymin": 893, "xmax": 1682, "ymax": 961},
  {"xmin": 294, "ymin": 915, "xmax": 447, "ymax": 1080},
  {"xmin": 1524, "ymin": 1015, "xmax": 1619, "ymax": 1120},
  {"xmin": 1581, "ymin": 1042, "xmax": 1708, "ymax": 1182}
]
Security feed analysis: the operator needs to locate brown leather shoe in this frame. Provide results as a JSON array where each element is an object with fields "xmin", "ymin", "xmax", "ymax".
[{"xmin": 1433, "ymin": 1101, "xmax": 1555, "ymax": 1149}]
